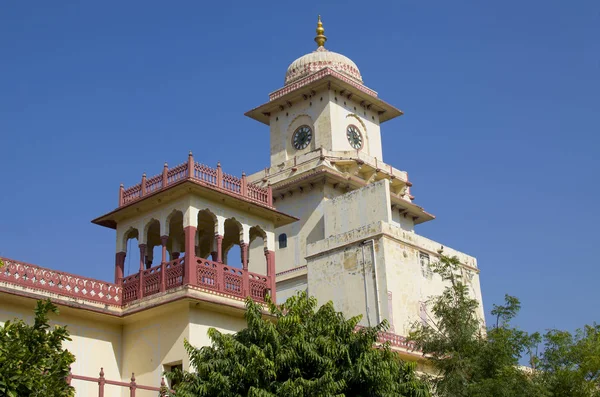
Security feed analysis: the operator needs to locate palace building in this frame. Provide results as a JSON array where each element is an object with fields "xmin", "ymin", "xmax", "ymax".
[{"xmin": 0, "ymin": 17, "xmax": 483, "ymax": 396}]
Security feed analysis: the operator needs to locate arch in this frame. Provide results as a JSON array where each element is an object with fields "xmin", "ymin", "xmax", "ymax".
[
  {"xmin": 144, "ymin": 219, "xmax": 161, "ymax": 268},
  {"xmin": 346, "ymin": 113, "xmax": 367, "ymax": 131},
  {"xmin": 248, "ymin": 226, "xmax": 268, "ymax": 274},
  {"xmin": 121, "ymin": 227, "xmax": 140, "ymax": 276},
  {"xmin": 196, "ymin": 209, "xmax": 218, "ymax": 259},
  {"xmin": 166, "ymin": 210, "xmax": 184, "ymax": 260},
  {"xmin": 122, "ymin": 227, "xmax": 139, "ymax": 253},
  {"xmin": 222, "ymin": 218, "xmax": 243, "ymax": 267}
]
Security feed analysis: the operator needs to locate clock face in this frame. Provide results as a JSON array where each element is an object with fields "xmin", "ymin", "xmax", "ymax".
[
  {"xmin": 347, "ymin": 125, "xmax": 363, "ymax": 149},
  {"xmin": 292, "ymin": 125, "xmax": 312, "ymax": 150}
]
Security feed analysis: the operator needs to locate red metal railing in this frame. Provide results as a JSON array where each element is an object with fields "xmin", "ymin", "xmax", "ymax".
[
  {"xmin": 0, "ymin": 257, "xmax": 122, "ymax": 306},
  {"xmin": 119, "ymin": 153, "xmax": 273, "ymax": 208},
  {"xmin": 67, "ymin": 368, "xmax": 170, "ymax": 397}
]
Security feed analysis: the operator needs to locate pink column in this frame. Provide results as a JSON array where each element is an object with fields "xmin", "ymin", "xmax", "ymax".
[
  {"xmin": 241, "ymin": 172, "xmax": 247, "ymax": 196},
  {"xmin": 115, "ymin": 252, "xmax": 126, "ymax": 285},
  {"xmin": 138, "ymin": 244, "xmax": 146, "ymax": 300},
  {"xmin": 241, "ymin": 242, "xmax": 249, "ymax": 297},
  {"xmin": 215, "ymin": 235, "xmax": 223, "ymax": 263},
  {"xmin": 118, "ymin": 184, "xmax": 124, "ymax": 207},
  {"xmin": 160, "ymin": 235, "xmax": 168, "ymax": 263},
  {"xmin": 265, "ymin": 249, "xmax": 276, "ymax": 302},
  {"xmin": 162, "ymin": 162, "xmax": 168, "ymax": 188},
  {"xmin": 216, "ymin": 162, "xmax": 223, "ymax": 188},
  {"xmin": 183, "ymin": 226, "xmax": 197, "ymax": 286},
  {"xmin": 99, "ymin": 368, "xmax": 105, "ymax": 397},
  {"xmin": 188, "ymin": 151, "xmax": 194, "ymax": 178},
  {"xmin": 241, "ymin": 243, "xmax": 249, "ymax": 270}
]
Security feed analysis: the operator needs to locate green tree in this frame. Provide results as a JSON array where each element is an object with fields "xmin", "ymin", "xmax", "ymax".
[
  {"xmin": 538, "ymin": 323, "xmax": 600, "ymax": 397},
  {"xmin": 168, "ymin": 292, "xmax": 429, "ymax": 397},
  {"xmin": 0, "ymin": 299, "xmax": 75, "ymax": 397},
  {"xmin": 409, "ymin": 255, "xmax": 546, "ymax": 397}
]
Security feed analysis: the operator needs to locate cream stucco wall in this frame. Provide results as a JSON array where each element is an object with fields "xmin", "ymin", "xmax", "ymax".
[
  {"xmin": 268, "ymin": 88, "xmax": 383, "ymax": 167},
  {"xmin": 304, "ymin": 177, "xmax": 483, "ymax": 337},
  {"xmin": 0, "ymin": 297, "xmax": 123, "ymax": 397},
  {"xmin": 271, "ymin": 185, "xmax": 329, "ymax": 272},
  {"xmin": 324, "ymin": 179, "xmax": 393, "ymax": 238},
  {"xmin": 120, "ymin": 301, "xmax": 189, "ymax": 396}
]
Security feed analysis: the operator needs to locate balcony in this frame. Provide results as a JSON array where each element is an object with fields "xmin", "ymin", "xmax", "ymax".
[
  {"xmin": 119, "ymin": 152, "xmax": 272, "ymax": 209},
  {"xmin": 0, "ymin": 256, "xmax": 272, "ymax": 308}
]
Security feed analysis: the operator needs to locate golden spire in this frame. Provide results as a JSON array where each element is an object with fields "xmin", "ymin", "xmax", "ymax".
[{"xmin": 314, "ymin": 15, "xmax": 327, "ymax": 48}]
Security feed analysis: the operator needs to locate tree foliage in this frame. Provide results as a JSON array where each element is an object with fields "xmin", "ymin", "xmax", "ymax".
[
  {"xmin": 409, "ymin": 254, "xmax": 600, "ymax": 397},
  {"xmin": 409, "ymin": 255, "xmax": 546, "ymax": 397},
  {"xmin": 0, "ymin": 299, "xmax": 75, "ymax": 397},
  {"xmin": 168, "ymin": 292, "xmax": 429, "ymax": 397},
  {"xmin": 538, "ymin": 324, "xmax": 600, "ymax": 397}
]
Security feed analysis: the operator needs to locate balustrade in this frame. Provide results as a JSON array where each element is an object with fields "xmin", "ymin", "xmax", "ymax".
[
  {"xmin": 0, "ymin": 257, "xmax": 121, "ymax": 306},
  {"xmin": 117, "ymin": 154, "xmax": 273, "ymax": 208},
  {"xmin": 0, "ymin": 255, "xmax": 269, "ymax": 308}
]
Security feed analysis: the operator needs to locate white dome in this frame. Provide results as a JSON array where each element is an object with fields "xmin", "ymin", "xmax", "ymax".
[{"xmin": 284, "ymin": 46, "xmax": 363, "ymax": 86}]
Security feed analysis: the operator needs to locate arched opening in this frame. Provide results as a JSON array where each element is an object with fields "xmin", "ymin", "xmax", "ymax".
[
  {"xmin": 166, "ymin": 210, "xmax": 184, "ymax": 261},
  {"xmin": 196, "ymin": 209, "xmax": 217, "ymax": 260},
  {"xmin": 222, "ymin": 218, "xmax": 243, "ymax": 268},
  {"xmin": 248, "ymin": 226, "xmax": 267, "ymax": 275},
  {"xmin": 123, "ymin": 228, "xmax": 140, "ymax": 276},
  {"xmin": 144, "ymin": 219, "xmax": 160, "ymax": 269}
]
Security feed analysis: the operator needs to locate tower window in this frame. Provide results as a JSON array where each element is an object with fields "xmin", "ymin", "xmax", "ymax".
[{"xmin": 278, "ymin": 234, "xmax": 288, "ymax": 249}]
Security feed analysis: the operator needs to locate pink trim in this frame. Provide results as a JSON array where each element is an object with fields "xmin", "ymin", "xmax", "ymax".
[
  {"xmin": 119, "ymin": 158, "xmax": 274, "ymax": 209},
  {"xmin": 1, "ymin": 254, "xmax": 273, "ymax": 309},
  {"xmin": 68, "ymin": 368, "xmax": 170, "ymax": 396},
  {"xmin": 0, "ymin": 257, "xmax": 121, "ymax": 306},
  {"xmin": 269, "ymin": 67, "xmax": 378, "ymax": 102}
]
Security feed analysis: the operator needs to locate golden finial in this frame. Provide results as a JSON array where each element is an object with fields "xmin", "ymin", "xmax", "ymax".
[{"xmin": 314, "ymin": 15, "xmax": 327, "ymax": 48}]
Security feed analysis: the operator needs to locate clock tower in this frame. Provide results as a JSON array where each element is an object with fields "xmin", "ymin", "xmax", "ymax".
[
  {"xmin": 246, "ymin": 17, "xmax": 482, "ymax": 336},
  {"xmin": 245, "ymin": 16, "xmax": 403, "ymax": 167}
]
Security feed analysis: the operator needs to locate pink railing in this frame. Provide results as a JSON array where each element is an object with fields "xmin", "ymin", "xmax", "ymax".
[
  {"xmin": 376, "ymin": 330, "xmax": 417, "ymax": 350},
  {"xmin": 222, "ymin": 173, "xmax": 241, "ymax": 194},
  {"xmin": 0, "ymin": 257, "xmax": 121, "ymax": 306},
  {"xmin": 122, "ymin": 258, "xmax": 184, "ymax": 304},
  {"xmin": 194, "ymin": 162, "xmax": 217, "ymax": 184},
  {"xmin": 248, "ymin": 182, "xmax": 269, "ymax": 203},
  {"xmin": 118, "ymin": 153, "xmax": 273, "ymax": 208},
  {"xmin": 121, "ymin": 273, "xmax": 139, "ymax": 303},
  {"xmin": 67, "ymin": 368, "xmax": 170, "ymax": 397},
  {"xmin": 0, "ymin": 255, "xmax": 269, "ymax": 307},
  {"xmin": 248, "ymin": 271, "xmax": 269, "ymax": 301},
  {"xmin": 195, "ymin": 257, "xmax": 271, "ymax": 302},
  {"xmin": 354, "ymin": 326, "xmax": 419, "ymax": 352}
]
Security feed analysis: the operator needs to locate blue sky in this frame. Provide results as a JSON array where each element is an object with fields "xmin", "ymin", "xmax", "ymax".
[{"xmin": 1, "ymin": 1, "xmax": 598, "ymax": 335}]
